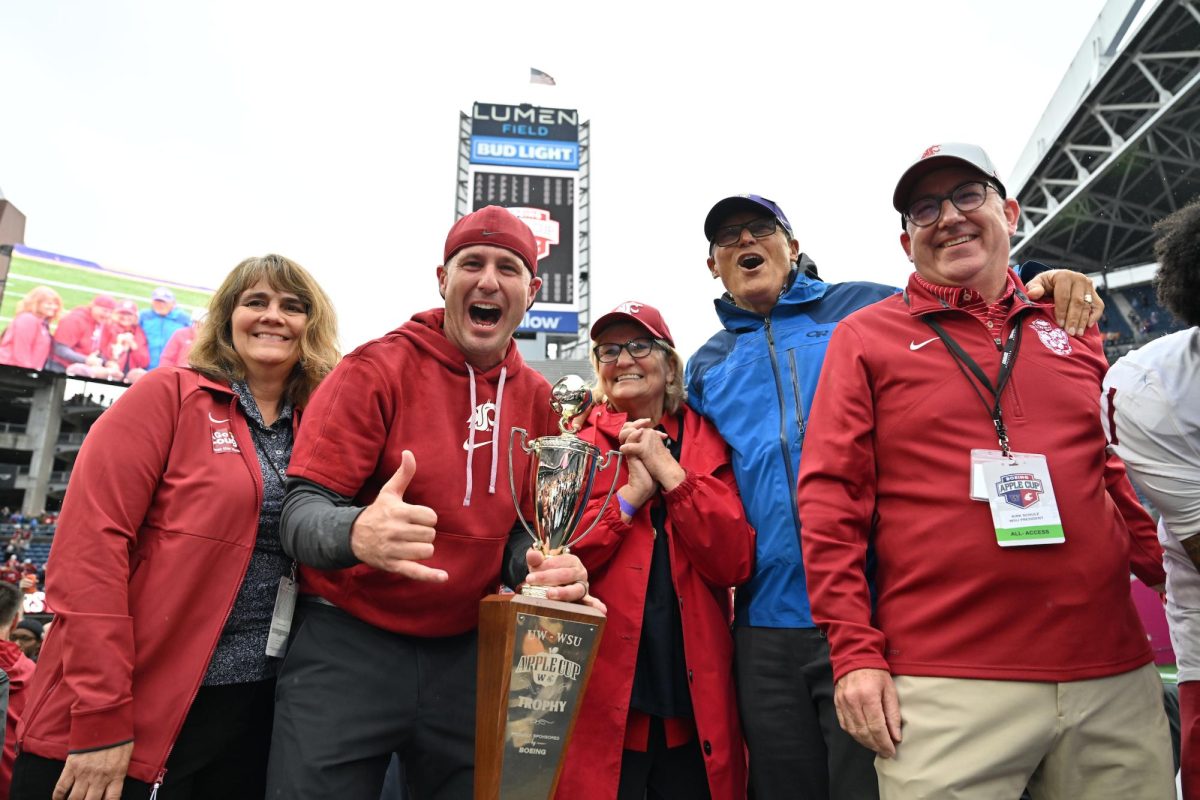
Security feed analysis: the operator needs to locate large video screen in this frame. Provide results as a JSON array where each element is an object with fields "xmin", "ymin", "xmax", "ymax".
[{"xmin": 0, "ymin": 246, "xmax": 213, "ymax": 385}]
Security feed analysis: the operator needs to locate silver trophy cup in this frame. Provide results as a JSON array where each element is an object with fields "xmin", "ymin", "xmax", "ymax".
[{"xmin": 509, "ymin": 376, "xmax": 621, "ymax": 598}]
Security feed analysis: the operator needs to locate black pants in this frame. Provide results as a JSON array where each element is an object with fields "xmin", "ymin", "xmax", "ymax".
[
  {"xmin": 735, "ymin": 626, "xmax": 878, "ymax": 800},
  {"xmin": 265, "ymin": 601, "xmax": 477, "ymax": 800},
  {"xmin": 11, "ymin": 678, "xmax": 274, "ymax": 800},
  {"xmin": 618, "ymin": 716, "xmax": 710, "ymax": 800}
]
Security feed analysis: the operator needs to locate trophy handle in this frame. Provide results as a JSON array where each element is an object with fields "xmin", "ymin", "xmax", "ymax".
[
  {"xmin": 564, "ymin": 450, "xmax": 623, "ymax": 551},
  {"xmin": 508, "ymin": 428, "xmax": 540, "ymax": 547}
]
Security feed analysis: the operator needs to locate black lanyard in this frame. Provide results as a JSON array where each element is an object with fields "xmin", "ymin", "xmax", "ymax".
[
  {"xmin": 921, "ymin": 313, "xmax": 1024, "ymax": 456},
  {"xmin": 247, "ymin": 421, "xmax": 289, "ymax": 484}
]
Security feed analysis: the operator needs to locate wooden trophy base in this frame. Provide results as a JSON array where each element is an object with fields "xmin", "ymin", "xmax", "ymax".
[{"xmin": 474, "ymin": 593, "xmax": 605, "ymax": 800}]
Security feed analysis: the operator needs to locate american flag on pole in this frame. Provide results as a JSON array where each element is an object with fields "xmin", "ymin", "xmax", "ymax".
[{"xmin": 530, "ymin": 67, "xmax": 556, "ymax": 86}]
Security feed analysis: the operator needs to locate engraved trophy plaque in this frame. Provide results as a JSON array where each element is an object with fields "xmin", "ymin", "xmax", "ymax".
[{"xmin": 474, "ymin": 376, "xmax": 620, "ymax": 800}]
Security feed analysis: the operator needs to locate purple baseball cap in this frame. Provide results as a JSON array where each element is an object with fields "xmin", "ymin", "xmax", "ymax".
[{"xmin": 704, "ymin": 194, "xmax": 794, "ymax": 242}]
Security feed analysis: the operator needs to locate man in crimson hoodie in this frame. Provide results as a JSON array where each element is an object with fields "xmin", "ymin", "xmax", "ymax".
[
  {"xmin": 266, "ymin": 206, "xmax": 601, "ymax": 799},
  {"xmin": 48, "ymin": 294, "xmax": 115, "ymax": 373},
  {"xmin": 0, "ymin": 582, "xmax": 36, "ymax": 800}
]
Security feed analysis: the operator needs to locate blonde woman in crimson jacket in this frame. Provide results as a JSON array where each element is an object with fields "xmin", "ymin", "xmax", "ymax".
[
  {"xmin": 555, "ymin": 301, "xmax": 755, "ymax": 800},
  {"xmin": 13, "ymin": 255, "xmax": 338, "ymax": 800}
]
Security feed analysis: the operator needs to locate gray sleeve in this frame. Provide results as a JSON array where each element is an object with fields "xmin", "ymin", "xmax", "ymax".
[
  {"xmin": 52, "ymin": 340, "xmax": 88, "ymax": 364},
  {"xmin": 280, "ymin": 478, "xmax": 365, "ymax": 569}
]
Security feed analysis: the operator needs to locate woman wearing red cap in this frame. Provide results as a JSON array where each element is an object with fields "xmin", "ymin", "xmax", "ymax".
[
  {"xmin": 0, "ymin": 286, "xmax": 62, "ymax": 370},
  {"xmin": 555, "ymin": 301, "xmax": 755, "ymax": 800},
  {"xmin": 97, "ymin": 300, "xmax": 151, "ymax": 383}
]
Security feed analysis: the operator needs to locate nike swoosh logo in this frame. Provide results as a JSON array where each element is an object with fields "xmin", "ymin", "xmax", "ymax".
[
  {"xmin": 909, "ymin": 337, "xmax": 939, "ymax": 351},
  {"xmin": 208, "ymin": 413, "xmax": 231, "ymax": 423},
  {"xmin": 462, "ymin": 440, "xmax": 494, "ymax": 451},
  {"xmin": 481, "ymin": 230, "xmax": 499, "ymax": 236}
]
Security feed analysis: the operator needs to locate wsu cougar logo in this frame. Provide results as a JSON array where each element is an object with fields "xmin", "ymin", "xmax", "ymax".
[
  {"xmin": 463, "ymin": 400, "xmax": 497, "ymax": 451},
  {"xmin": 1029, "ymin": 318, "xmax": 1072, "ymax": 356}
]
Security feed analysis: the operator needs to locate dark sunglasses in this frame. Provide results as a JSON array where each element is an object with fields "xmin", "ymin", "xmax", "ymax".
[{"xmin": 711, "ymin": 218, "xmax": 782, "ymax": 247}]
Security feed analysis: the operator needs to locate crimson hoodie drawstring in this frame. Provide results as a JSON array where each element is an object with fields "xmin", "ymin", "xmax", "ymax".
[
  {"xmin": 464, "ymin": 364, "xmax": 477, "ymax": 506},
  {"xmin": 489, "ymin": 367, "xmax": 507, "ymax": 494},
  {"xmin": 464, "ymin": 363, "xmax": 508, "ymax": 505}
]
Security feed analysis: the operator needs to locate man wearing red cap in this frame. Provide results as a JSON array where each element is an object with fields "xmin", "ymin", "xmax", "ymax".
[
  {"xmin": 265, "ymin": 206, "xmax": 599, "ymax": 799},
  {"xmin": 47, "ymin": 294, "xmax": 115, "ymax": 374},
  {"xmin": 797, "ymin": 143, "xmax": 1172, "ymax": 797}
]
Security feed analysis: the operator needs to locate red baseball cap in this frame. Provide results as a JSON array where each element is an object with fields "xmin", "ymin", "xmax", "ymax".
[
  {"xmin": 590, "ymin": 301, "xmax": 675, "ymax": 347},
  {"xmin": 443, "ymin": 205, "xmax": 539, "ymax": 276},
  {"xmin": 92, "ymin": 294, "xmax": 116, "ymax": 309}
]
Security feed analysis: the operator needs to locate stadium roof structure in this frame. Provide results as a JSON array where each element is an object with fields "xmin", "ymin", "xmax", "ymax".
[{"xmin": 1009, "ymin": 0, "xmax": 1200, "ymax": 273}]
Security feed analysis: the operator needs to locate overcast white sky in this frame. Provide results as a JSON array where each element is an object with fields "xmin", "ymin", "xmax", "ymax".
[{"xmin": 1, "ymin": 0, "xmax": 1110, "ymax": 359}]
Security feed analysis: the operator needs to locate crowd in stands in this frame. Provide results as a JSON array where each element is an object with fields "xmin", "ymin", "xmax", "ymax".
[
  {"xmin": 0, "ymin": 519, "xmax": 48, "ymax": 798},
  {"xmin": 0, "ymin": 510, "xmax": 55, "ymax": 597},
  {"xmin": 1093, "ymin": 282, "xmax": 1190, "ymax": 363}
]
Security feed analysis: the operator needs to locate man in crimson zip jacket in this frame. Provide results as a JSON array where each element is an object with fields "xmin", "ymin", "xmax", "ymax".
[
  {"xmin": 797, "ymin": 143, "xmax": 1173, "ymax": 798},
  {"xmin": 265, "ymin": 206, "xmax": 599, "ymax": 799}
]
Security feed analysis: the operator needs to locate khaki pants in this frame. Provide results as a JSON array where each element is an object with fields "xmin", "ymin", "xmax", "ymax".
[{"xmin": 876, "ymin": 664, "xmax": 1174, "ymax": 800}]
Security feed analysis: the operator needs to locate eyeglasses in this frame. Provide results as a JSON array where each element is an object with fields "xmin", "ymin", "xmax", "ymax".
[
  {"xmin": 711, "ymin": 218, "xmax": 781, "ymax": 247},
  {"xmin": 905, "ymin": 181, "xmax": 998, "ymax": 227},
  {"xmin": 593, "ymin": 338, "xmax": 658, "ymax": 363}
]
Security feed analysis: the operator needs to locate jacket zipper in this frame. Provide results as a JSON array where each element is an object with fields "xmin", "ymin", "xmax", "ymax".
[
  {"xmin": 787, "ymin": 350, "xmax": 807, "ymax": 450},
  {"xmin": 763, "ymin": 319, "xmax": 805, "ymax": 553},
  {"xmin": 931, "ymin": 304, "xmax": 1032, "ymax": 425},
  {"xmin": 153, "ymin": 393, "xmax": 262, "ymax": 786}
]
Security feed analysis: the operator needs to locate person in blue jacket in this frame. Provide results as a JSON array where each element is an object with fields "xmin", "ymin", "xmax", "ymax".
[
  {"xmin": 139, "ymin": 286, "xmax": 191, "ymax": 369},
  {"xmin": 684, "ymin": 191, "xmax": 1102, "ymax": 800}
]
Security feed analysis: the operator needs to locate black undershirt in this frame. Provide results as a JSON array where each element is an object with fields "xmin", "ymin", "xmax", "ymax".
[{"xmin": 629, "ymin": 414, "xmax": 692, "ymax": 720}]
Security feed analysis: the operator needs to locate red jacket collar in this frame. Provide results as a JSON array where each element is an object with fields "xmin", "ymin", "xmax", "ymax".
[
  {"xmin": 189, "ymin": 368, "xmax": 301, "ymax": 433},
  {"xmin": 588, "ymin": 404, "xmax": 629, "ymax": 442},
  {"xmin": 586, "ymin": 403, "xmax": 681, "ymax": 442},
  {"xmin": 903, "ymin": 268, "xmax": 1039, "ymax": 320},
  {"xmin": 193, "ymin": 370, "xmax": 233, "ymax": 396}
]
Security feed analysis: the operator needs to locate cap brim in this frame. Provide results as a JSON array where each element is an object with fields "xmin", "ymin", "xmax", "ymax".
[
  {"xmin": 590, "ymin": 311, "xmax": 659, "ymax": 342},
  {"xmin": 704, "ymin": 197, "xmax": 777, "ymax": 241},
  {"xmin": 892, "ymin": 156, "xmax": 1005, "ymax": 213}
]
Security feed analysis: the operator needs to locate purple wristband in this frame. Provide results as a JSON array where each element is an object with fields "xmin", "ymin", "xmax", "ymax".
[{"xmin": 617, "ymin": 495, "xmax": 638, "ymax": 517}]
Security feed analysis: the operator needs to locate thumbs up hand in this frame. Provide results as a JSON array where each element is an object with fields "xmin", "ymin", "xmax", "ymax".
[{"xmin": 350, "ymin": 450, "xmax": 448, "ymax": 582}]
